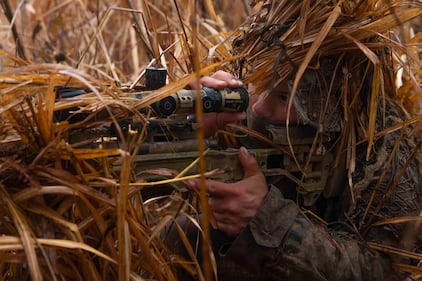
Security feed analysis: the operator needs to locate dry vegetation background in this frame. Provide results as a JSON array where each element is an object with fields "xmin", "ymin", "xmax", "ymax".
[
  {"xmin": 0, "ymin": 1, "xmax": 248, "ymax": 280},
  {"xmin": 0, "ymin": 0, "xmax": 421, "ymax": 281},
  {"xmin": 0, "ymin": 0, "xmax": 248, "ymax": 78}
]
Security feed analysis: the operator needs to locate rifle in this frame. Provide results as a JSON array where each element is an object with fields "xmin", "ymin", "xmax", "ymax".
[
  {"xmin": 55, "ymin": 69, "xmax": 336, "ymax": 206},
  {"xmin": 116, "ymin": 125, "xmax": 335, "ymax": 206}
]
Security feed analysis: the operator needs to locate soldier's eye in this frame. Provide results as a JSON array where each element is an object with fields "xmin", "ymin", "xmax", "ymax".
[{"xmin": 277, "ymin": 92, "xmax": 288, "ymax": 102}]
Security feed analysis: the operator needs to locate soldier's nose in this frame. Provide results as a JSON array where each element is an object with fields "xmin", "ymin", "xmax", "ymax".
[{"xmin": 252, "ymin": 94, "xmax": 273, "ymax": 119}]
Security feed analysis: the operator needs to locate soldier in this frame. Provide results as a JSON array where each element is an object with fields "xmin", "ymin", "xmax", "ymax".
[{"xmin": 165, "ymin": 1, "xmax": 422, "ymax": 280}]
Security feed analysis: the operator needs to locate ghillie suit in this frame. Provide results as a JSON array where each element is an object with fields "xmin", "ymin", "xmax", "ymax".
[{"xmin": 203, "ymin": 0, "xmax": 422, "ymax": 280}]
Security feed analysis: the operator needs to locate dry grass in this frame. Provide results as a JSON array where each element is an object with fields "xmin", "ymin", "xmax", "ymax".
[
  {"xmin": 0, "ymin": 0, "xmax": 421, "ymax": 280},
  {"xmin": 0, "ymin": 1, "xmax": 247, "ymax": 280}
]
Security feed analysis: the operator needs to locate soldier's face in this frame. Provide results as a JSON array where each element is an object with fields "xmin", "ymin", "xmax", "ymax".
[{"xmin": 251, "ymin": 83, "xmax": 299, "ymax": 125}]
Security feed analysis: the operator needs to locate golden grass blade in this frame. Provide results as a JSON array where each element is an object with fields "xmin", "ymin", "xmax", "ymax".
[
  {"xmin": 298, "ymin": 0, "xmax": 311, "ymax": 45},
  {"xmin": 0, "ymin": 185, "xmax": 42, "ymax": 281},
  {"xmin": 358, "ymin": 7, "xmax": 422, "ymax": 41},
  {"xmin": 341, "ymin": 32, "xmax": 380, "ymax": 65},
  {"xmin": 367, "ymin": 242, "xmax": 422, "ymax": 260},
  {"xmin": 150, "ymin": 215, "xmax": 202, "ymax": 278},
  {"xmin": 173, "ymin": 217, "xmax": 206, "ymax": 281},
  {"xmin": 129, "ymin": 170, "xmax": 220, "ymax": 187},
  {"xmin": 354, "ymin": 114, "xmax": 422, "ymax": 143},
  {"xmin": 117, "ymin": 151, "xmax": 131, "ymax": 281},
  {"xmin": 12, "ymin": 185, "xmax": 76, "ymax": 202},
  {"xmin": 38, "ymin": 238, "xmax": 115, "ymax": 264},
  {"xmin": 176, "ymin": 149, "xmax": 210, "ymax": 179},
  {"xmin": 22, "ymin": 203, "xmax": 83, "ymax": 241},
  {"xmin": 148, "ymin": 214, "xmax": 176, "ymax": 244},
  {"xmin": 392, "ymin": 263, "xmax": 422, "ymax": 275},
  {"xmin": 127, "ymin": 216, "xmax": 172, "ymax": 281},
  {"xmin": 59, "ymin": 148, "xmax": 123, "ymax": 160},
  {"xmin": 288, "ymin": 2, "xmax": 342, "ymax": 113},
  {"xmin": 140, "ymin": 0, "xmax": 161, "ymax": 62},
  {"xmin": 2, "ymin": 108, "xmax": 35, "ymax": 148},
  {"xmin": 0, "ymin": 96, "xmax": 24, "ymax": 114},
  {"xmin": 287, "ymin": 2, "xmax": 342, "ymax": 170},
  {"xmin": 36, "ymin": 78, "xmax": 55, "ymax": 144},
  {"xmin": 35, "ymin": 167, "xmax": 116, "ymax": 206},
  {"xmin": 366, "ymin": 64, "xmax": 382, "ymax": 160},
  {"xmin": 203, "ymin": 0, "xmax": 225, "ymax": 31},
  {"xmin": 372, "ymin": 215, "xmax": 422, "ymax": 226},
  {"xmin": 76, "ymin": 6, "xmax": 130, "ymax": 70}
]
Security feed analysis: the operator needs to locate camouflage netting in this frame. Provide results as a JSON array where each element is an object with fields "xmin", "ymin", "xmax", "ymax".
[{"xmin": 231, "ymin": 0, "xmax": 422, "ymax": 127}]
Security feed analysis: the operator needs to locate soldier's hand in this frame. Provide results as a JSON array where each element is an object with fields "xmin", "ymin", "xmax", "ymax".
[
  {"xmin": 189, "ymin": 71, "xmax": 247, "ymax": 137},
  {"xmin": 188, "ymin": 147, "xmax": 267, "ymax": 236}
]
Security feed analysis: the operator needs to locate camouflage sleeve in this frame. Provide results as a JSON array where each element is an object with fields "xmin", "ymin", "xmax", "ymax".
[{"xmin": 219, "ymin": 186, "xmax": 397, "ymax": 281}]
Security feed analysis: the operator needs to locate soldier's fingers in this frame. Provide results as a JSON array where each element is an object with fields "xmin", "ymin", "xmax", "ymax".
[
  {"xmin": 238, "ymin": 147, "xmax": 262, "ymax": 178},
  {"xmin": 200, "ymin": 71, "xmax": 243, "ymax": 89},
  {"xmin": 210, "ymin": 70, "xmax": 239, "ymax": 81},
  {"xmin": 216, "ymin": 221, "xmax": 241, "ymax": 236},
  {"xmin": 208, "ymin": 197, "xmax": 233, "ymax": 213},
  {"xmin": 187, "ymin": 179, "xmax": 231, "ymax": 197},
  {"xmin": 199, "ymin": 76, "xmax": 230, "ymax": 89},
  {"xmin": 204, "ymin": 180, "xmax": 233, "ymax": 197}
]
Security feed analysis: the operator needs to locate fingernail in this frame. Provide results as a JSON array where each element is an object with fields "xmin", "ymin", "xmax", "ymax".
[
  {"xmin": 231, "ymin": 78, "xmax": 243, "ymax": 86},
  {"xmin": 187, "ymin": 180, "xmax": 196, "ymax": 188},
  {"xmin": 240, "ymin": 146, "xmax": 250, "ymax": 157}
]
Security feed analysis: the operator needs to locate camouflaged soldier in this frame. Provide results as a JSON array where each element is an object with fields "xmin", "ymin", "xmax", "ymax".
[{"xmin": 165, "ymin": 1, "xmax": 422, "ymax": 280}]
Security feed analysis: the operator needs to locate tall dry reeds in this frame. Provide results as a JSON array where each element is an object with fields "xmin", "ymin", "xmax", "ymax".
[
  {"xmin": 0, "ymin": 1, "xmax": 247, "ymax": 280},
  {"xmin": 0, "ymin": 0, "xmax": 421, "ymax": 281}
]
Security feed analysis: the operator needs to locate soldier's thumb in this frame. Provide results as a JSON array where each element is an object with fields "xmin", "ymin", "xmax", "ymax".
[{"xmin": 238, "ymin": 146, "xmax": 261, "ymax": 178}]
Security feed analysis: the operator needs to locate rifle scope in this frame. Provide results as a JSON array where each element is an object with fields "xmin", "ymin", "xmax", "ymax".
[{"xmin": 152, "ymin": 87, "xmax": 249, "ymax": 116}]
